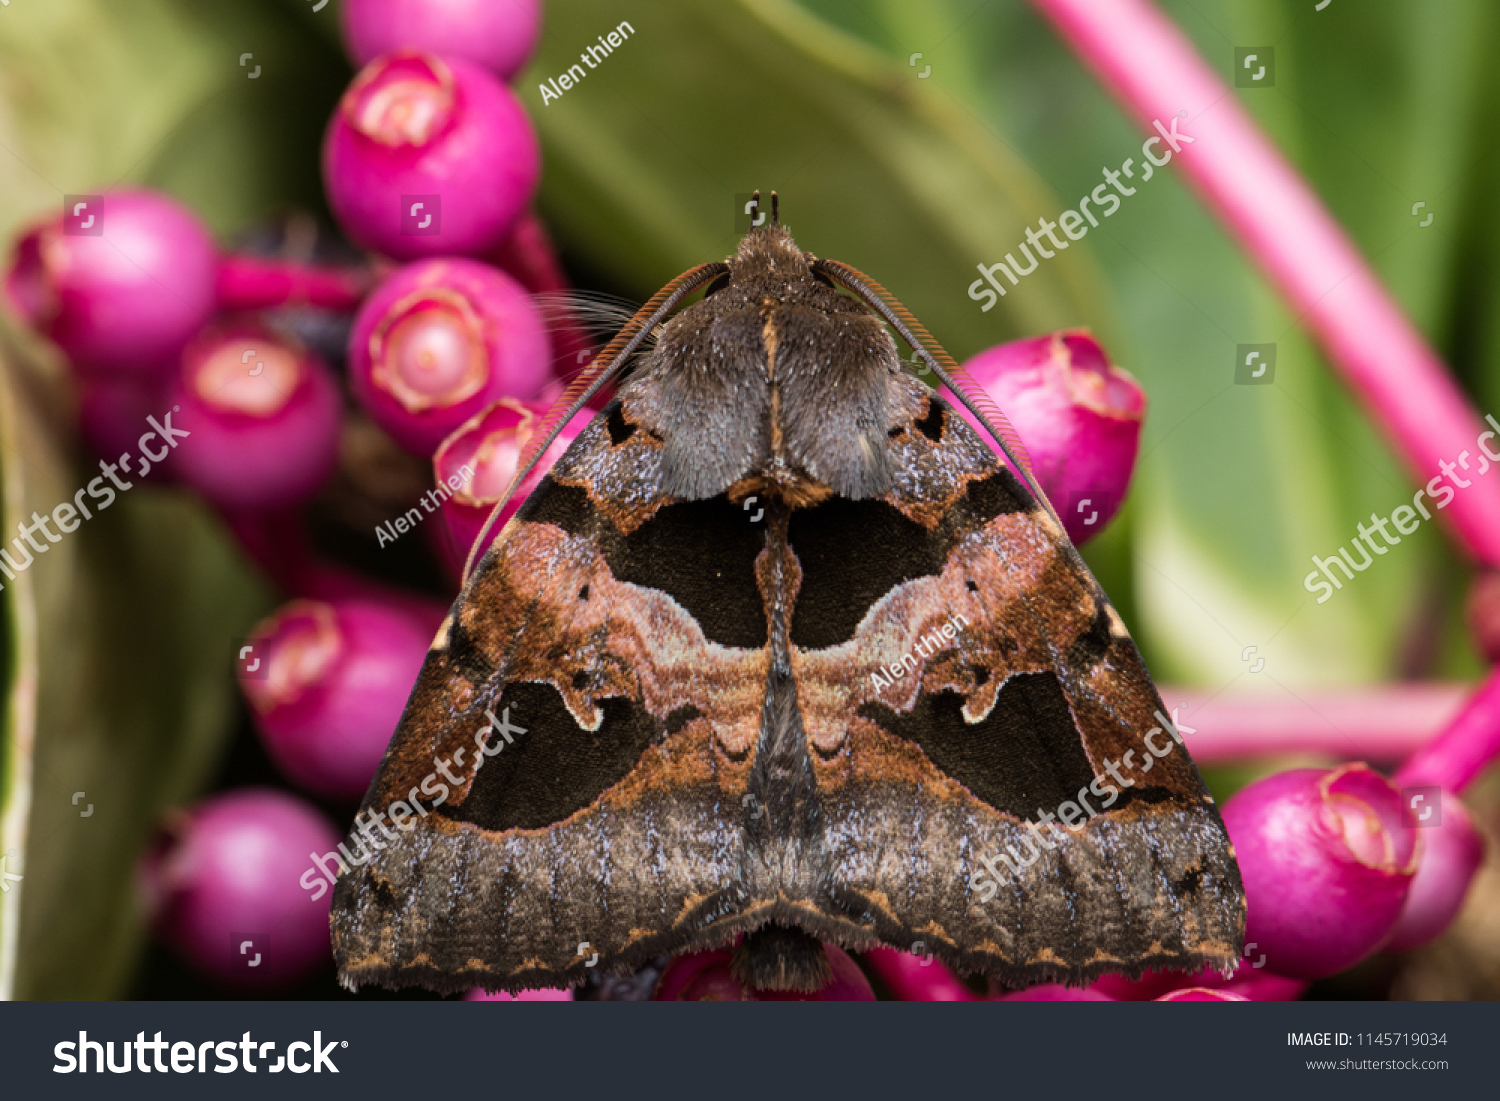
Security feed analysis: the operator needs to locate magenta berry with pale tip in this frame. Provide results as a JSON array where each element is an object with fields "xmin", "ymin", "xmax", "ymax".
[
  {"xmin": 958, "ymin": 330, "xmax": 1144, "ymax": 544},
  {"xmin": 4, "ymin": 189, "xmax": 216, "ymax": 376},
  {"xmin": 1385, "ymin": 789, "xmax": 1485, "ymax": 952},
  {"xmin": 431, "ymin": 397, "xmax": 591, "ymax": 575},
  {"xmin": 139, "ymin": 788, "xmax": 340, "ymax": 990},
  {"xmin": 1221, "ymin": 763, "xmax": 1419, "ymax": 980},
  {"xmin": 349, "ymin": 258, "xmax": 550, "ymax": 455},
  {"xmin": 340, "ymin": 0, "xmax": 542, "ymax": 80},
  {"xmin": 240, "ymin": 596, "xmax": 443, "ymax": 802},
  {"xmin": 168, "ymin": 321, "xmax": 341, "ymax": 510},
  {"xmin": 653, "ymin": 945, "xmax": 874, "ymax": 1001},
  {"xmin": 323, "ymin": 52, "xmax": 538, "ymax": 261}
]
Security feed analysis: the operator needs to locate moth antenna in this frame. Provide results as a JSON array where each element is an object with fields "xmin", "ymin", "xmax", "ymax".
[
  {"xmin": 811, "ymin": 258, "xmax": 1062, "ymax": 529},
  {"xmin": 459, "ymin": 260, "xmax": 730, "ymax": 584},
  {"xmin": 771, "ymin": 191, "xmax": 779, "ymax": 225}
]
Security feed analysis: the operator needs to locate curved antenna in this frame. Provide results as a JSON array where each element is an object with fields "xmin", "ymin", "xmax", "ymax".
[
  {"xmin": 812, "ymin": 257, "xmax": 1061, "ymax": 527},
  {"xmin": 460, "ymin": 260, "xmax": 730, "ymax": 585}
]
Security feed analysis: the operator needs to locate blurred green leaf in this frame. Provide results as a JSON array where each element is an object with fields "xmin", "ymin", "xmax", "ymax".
[
  {"xmin": 526, "ymin": 0, "xmax": 1117, "ymax": 363},
  {"xmin": 0, "ymin": 0, "xmax": 346, "ymax": 244},
  {"xmin": 0, "ymin": 324, "xmax": 270, "ymax": 1000},
  {"xmin": 806, "ymin": 0, "xmax": 1490, "ymax": 688}
]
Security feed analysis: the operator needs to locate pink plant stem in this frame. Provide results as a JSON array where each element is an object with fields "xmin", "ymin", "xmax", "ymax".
[
  {"xmin": 1396, "ymin": 667, "xmax": 1500, "ymax": 793},
  {"xmin": 219, "ymin": 505, "xmax": 449, "ymax": 623},
  {"xmin": 217, "ymin": 507, "xmax": 310, "ymax": 592},
  {"xmin": 1164, "ymin": 683, "xmax": 1468, "ymax": 766},
  {"xmin": 216, "ymin": 253, "xmax": 371, "ymax": 313},
  {"xmin": 1030, "ymin": 0, "xmax": 1500, "ymax": 566},
  {"xmin": 488, "ymin": 210, "xmax": 595, "ymax": 377}
]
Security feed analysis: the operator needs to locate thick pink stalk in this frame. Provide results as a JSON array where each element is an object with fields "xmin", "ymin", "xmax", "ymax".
[
  {"xmin": 1031, "ymin": 0, "xmax": 1500, "ymax": 566},
  {"xmin": 1162, "ymin": 684, "xmax": 1467, "ymax": 765},
  {"xmin": 217, "ymin": 254, "xmax": 371, "ymax": 312},
  {"xmin": 1396, "ymin": 666, "xmax": 1500, "ymax": 793}
]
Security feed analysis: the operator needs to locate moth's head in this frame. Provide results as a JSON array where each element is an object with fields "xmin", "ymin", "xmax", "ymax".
[
  {"xmin": 721, "ymin": 193, "xmax": 845, "ymax": 303},
  {"xmin": 728, "ymin": 221, "xmax": 809, "ymax": 281}
]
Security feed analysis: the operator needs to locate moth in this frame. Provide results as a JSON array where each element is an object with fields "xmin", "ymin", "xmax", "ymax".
[{"xmin": 332, "ymin": 194, "xmax": 1245, "ymax": 995}]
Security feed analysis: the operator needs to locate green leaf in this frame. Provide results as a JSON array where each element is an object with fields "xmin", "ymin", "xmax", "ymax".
[
  {"xmin": 0, "ymin": 0, "xmax": 346, "ymax": 245},
  {"xmin": 0, "ymin": 323, "xmax": 271, "ymax": 1000}
]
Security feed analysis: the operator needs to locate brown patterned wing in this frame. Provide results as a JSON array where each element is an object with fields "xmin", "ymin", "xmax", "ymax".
[
  {"xmin": 332, "ymin": 400, "xmax": 772, "ymax": 994},
  {"xmin": 788, "ymin": 377, "xmax": 1245, "ymax": 987}
]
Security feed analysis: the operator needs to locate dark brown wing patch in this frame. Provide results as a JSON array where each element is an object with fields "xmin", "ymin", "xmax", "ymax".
[
  {"xmin": 855, "ymin": 673, "xmax": 1103, "ymax": 818},
  {"xmin": 784, "ymin": 439, "xmax": 1030, "ymax": 650}
]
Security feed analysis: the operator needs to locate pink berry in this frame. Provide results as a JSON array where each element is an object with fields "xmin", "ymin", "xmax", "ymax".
[
  {"xmin": 1219, "ymin": 972, "xmax": 1308, "ymax": 1001},
  {"xmin": 431, "ymin": 397, "xmax": 591, "ymax": 575},
  {"xmin": 958, "ymin": 330, "xmax": 1144, "ymax": 544},
  {"xmin": 1156, "ymin": 987, "xmax": 1248, "ymax": 1002},
  {"xmin": 1089, "ymin": 963, "xmax": 1306, "ymax": 1001},
  {"xmin": 349, "ymin": 258, "xmax": 551, "ymax": 455},
  {"xmin": 4, "ymin": 190, "xmax": 216, "ymax": 376},
  {"xmin": 863, "ymin": 947, "xmax": 977, "ymax": 1000},
  {"xmin": 323, "ymin": 52, "xmax": 538, "ymax": 260},
  {"xmin": 653, "ymin": 944, "xmax": 875, "ymax": 1001},
  {"xmin": 340, "ymin": 0, "xmax": 542, "ymax": 80},
  {"xmin": 1385, "ymin": 788, "xmax": 1485, "ymax": 951},
  {"xmin": 240, "ymin": 596, "xmax": 443, "ymax": 802},
  {"xmin": 168, "ymin": 320, "xmax": 341, "ymax": 510},
  {"xmin": 466, "ymin": 986, "xmax": 573, "ymax": 1001},
  {"xmin": 1221, "ymin": 763, "xmax": 1420, "ymax": 979},
  {"xmin": 139, "ymin": 789, "xmax": 340, "ymax": 989},
  {"xmin": 999, "ymin": 983, "xmax": 1112, "ymax": 1001}
]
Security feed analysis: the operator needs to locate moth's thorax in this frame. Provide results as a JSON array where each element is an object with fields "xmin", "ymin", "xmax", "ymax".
[{"xmin": 626, "ymin": 224, "xmax": 905, "ymax": 502}]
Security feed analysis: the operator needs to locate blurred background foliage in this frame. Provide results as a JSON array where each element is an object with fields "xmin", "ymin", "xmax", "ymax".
[{"xmin": 0, "ymin": 0, "xmax": 1494, "ymax": 997}]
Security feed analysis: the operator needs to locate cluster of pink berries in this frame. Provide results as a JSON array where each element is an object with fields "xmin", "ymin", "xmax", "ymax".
[
  {"xmin": 3, "ymin": 0, "xmax": 578, "ymax": 994},
  {"xmin": 2, "ymin": 0, "xmax": 1481, "ymax": 1001}
]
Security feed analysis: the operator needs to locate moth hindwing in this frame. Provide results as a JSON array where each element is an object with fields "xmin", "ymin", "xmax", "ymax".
[{"xmin": 331, "ymin": 214, "xmax": 1246, "ymax": 996}]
